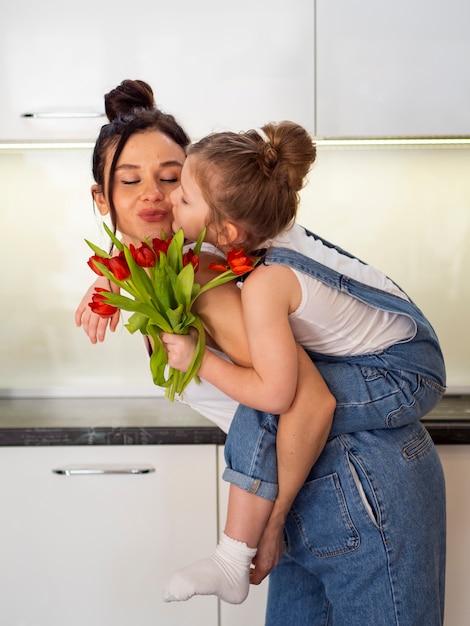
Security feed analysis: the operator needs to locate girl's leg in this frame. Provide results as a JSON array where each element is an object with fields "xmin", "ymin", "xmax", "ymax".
[
  {"xmin": 163, "ymin": 486, "xmax": 272, "ymax": 604},
  {"xmin": 164, "ymin": 348, "xmax": 334, "ymax": 604},
  {"xmin": 163, "ymin": 404, "xmax": 279, "ymax": 605}
]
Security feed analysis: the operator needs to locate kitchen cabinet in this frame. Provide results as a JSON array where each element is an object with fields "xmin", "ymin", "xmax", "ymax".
[
  {"xmin": 316, "ymin": 0, "xmax": 470, "ymax": 137},
  {"xmin": 1, "ymin": 0, "xmax": 314, "ymax": 142},
  {"xmin": 0, "ymin": 444, "xmax": 218, "ymax": 626},
  {"xmin": 217, "ymin": 446, "xmax": 268, "ymax": 626},
  {"xmin": 437, "ymin": 445, "xmax": 470, "ymax": 626}
]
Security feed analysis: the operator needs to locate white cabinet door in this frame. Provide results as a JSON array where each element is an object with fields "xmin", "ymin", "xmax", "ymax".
[
  {"xmin": 437, "ymin": 445, "xmax": 470, "ymax": 626},
  {"xmin": 1, "ymin": 0, "xmax": 314, "ymax": 141},
  {"xmin": 0, "ymin": 445, "xmax": 218, "ymax": 626},
  {"xmin": 316, "ymin": 0, "xmax": 470, "ymax": 137},
  {"xmin": 217, "ymin": 446, "xmax": 268, "ymax": 626}
]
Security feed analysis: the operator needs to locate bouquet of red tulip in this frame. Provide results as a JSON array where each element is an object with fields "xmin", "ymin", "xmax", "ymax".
[{"xmin": 86, "ymin": 224, "xmax": 257, "ymax": 400}]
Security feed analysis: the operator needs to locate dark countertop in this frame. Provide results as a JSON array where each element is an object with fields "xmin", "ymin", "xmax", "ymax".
[{"xmin": 0, "ymin": 394, "xmax": 469, "ymax": 447}]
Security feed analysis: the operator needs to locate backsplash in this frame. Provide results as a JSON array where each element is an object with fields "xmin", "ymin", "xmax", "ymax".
[{"xmin": 1, "ymin": 142, "xmax": 468, "ymax": 395}]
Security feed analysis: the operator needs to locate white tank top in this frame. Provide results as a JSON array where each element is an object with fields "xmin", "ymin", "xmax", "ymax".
[{"xmin": 265, "ymin": 224, "xmax": 415, "ymax": 356}]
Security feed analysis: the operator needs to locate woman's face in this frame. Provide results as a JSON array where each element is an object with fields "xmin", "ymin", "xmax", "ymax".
[
  {"xmin": 94, "ymin": 130, "xmax": 186, "ymax": 246},
  {"xmin": 170, "ymin": 155, "xmax": 215, "ymax": 244}
]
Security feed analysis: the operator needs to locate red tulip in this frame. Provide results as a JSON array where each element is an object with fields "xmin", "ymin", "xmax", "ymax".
[
  {"xmin": 208, "ymin": 248, "xmax": 256, "ymax": 276},
  {"xmin": 88, "ymin": 287, "xmax": 119, "ymax": 317},
  {"xmin": 107, "ymin": 253, "xmax": 131, "ymax": 281},
  {"xmin": 87, "ymin": 254, "xmax": 110, "ymax": 276},
  {"xmin": 183, "ymin": 248, "xmax": 199, "ymax": 272},
  {"xmin": 129, "ymin": 243, "xmax": 155, "ymax": 267},
  {"xmin": 226, "ymin": 248, "xmax": 256, "ymax": 275},
  {"xmin": 152, "ymin": 236, "xmax": 172, "ymax": 259}
]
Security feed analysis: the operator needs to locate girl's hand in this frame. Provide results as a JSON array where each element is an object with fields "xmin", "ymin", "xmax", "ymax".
[
  {"xmin": 75, "ymin": 278, "xmax": 121, "ymax": 344},
  {"xmin": 160, "ymin": 329, "xmax": 199, "ymax": 372}
]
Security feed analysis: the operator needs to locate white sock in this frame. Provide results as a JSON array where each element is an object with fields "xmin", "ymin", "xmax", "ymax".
[{"xmin": 163, "ymin": 533, "xmax": 257, "ymax": 605}]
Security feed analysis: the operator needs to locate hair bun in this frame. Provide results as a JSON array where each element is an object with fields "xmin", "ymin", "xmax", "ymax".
[
  {"xmin": 104, "ymin": 79, "xmax": 156, "ymax": 121},
  {"xmin": 259, "ymin": 142, "xmax": 278, "ymax": 176}
]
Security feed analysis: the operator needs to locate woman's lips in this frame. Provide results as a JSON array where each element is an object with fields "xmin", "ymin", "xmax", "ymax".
[{"xmin": 138, "ymin": 210, "xmax": 169, "ymax": 223}]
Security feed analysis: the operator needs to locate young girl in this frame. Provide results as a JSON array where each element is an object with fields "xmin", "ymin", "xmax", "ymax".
[
  {"xmin": 161, "ymin": 122, "xmax": 447, "ymax": 624},
  {"xmin": 76, "ymin": 80, "xmax": 337, "ymax": 604}
]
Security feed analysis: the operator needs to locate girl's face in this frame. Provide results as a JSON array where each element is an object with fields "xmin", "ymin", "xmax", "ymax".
[
  {"xmin": 170, "ymin": 156, "xmax": 215, "ymax": 244},
  {"xmin": 93, "ymin": 130, "xmax": 186, "ymax": 246}
]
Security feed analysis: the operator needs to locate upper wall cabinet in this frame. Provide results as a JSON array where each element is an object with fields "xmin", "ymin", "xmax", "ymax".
[
  {"xmin": 316, "ymin": 0, "xmax": 470, "ymax": 137},
  {"xmin": 0, "ymin": 0, "xmax": 314, "ymax": 142}
]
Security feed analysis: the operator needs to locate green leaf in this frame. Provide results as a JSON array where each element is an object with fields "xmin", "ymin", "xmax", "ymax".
[
  {"xmin": 152, "ymin": 263, "xmax": 172, "ymax": 314},
  {"xmin": 191, "ymin": 270, "xmax": 239, "ymax": 306},
  {"xmin": 167, "ymin": 228, "xmax": 185, "ymax": 273},
  {"xmin": 103, "ymin": 293, "xmax": 173, "ymax": 332},
  {"xmin": 125, "ymin": 312, "xmax": 149, "ymax": 334},
  {"xmin": 193, "ymin": 227, "xmax": 206, "ymax": 256},
  {"xmin": 102, "ymin": 222, "xmax": 125, "ymax": 252},
  {"xmin": 179, "ymin": 317, "xmax": 207, "ymax": 393},
  {"xmin": 166, "ymin": 304, "xmax": 184, "ymax": 330},
  {"xmin": 175, "ymin": 262, "xmax": 195, "ymax": 312},
  {"xmin": 145, "ymin": 326, "xmax": 169, "ymax": 386},
  {"xmin": 85, "ymin": 240, "xmax": 111, "ymax": 258},
  {"xmin": 122, "ymin": 247, "xmax": 156, "ymax": 305}
]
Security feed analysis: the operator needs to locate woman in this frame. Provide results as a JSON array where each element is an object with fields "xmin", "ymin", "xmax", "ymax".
[
  {"xmin": 161, "ymin": 121, "xmax": 447, "ymax": 625},
  {"xmin": 76, "ymin": 80, "xmax": 336, "ymax": 605}
]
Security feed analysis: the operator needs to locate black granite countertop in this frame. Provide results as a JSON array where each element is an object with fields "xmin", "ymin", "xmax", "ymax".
[
  {"xmin": 0, "ymin": 394, "xmax": 468, "ymax": 447},
  {"xmin": 0, "ymin": 397, "xmax": 226, "ymax": 446}
]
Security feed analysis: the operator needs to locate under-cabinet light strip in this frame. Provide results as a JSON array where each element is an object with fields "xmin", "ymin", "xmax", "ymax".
[
  {"xmin": 0, "ymin": 142, "xmax": 95, "ymax": 150},
  {"xmin": 314, "ymin": 137, "xmax": 470, "ymax": 147},
  {"xmin": 1, "ymin": 137, "xmax": 470, "ymax": 151}
]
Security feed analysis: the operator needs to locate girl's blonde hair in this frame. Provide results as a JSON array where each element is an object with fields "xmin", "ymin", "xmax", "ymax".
[{"xmin": 188, "ymin": 121, "xmax": 316, "ymax": 252}]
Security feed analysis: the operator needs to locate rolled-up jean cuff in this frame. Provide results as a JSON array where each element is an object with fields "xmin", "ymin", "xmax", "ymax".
[{"xmin": 222, "ymin": 467, "xmax": 278, "ymax": 501}]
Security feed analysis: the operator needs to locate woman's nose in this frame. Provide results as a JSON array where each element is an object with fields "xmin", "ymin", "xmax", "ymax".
[{"xmin": 142, "ymin": 181, "xmax": 165, "ymax": 201}]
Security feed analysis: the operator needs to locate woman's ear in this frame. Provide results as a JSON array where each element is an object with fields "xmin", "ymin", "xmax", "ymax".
[
  {"xmin": 91, "ymin": 184, "xmax": 109, "ymax": 216},
  {"xmin": 217, "ymin": 221, "xmax": 247, "ymax": 247}
]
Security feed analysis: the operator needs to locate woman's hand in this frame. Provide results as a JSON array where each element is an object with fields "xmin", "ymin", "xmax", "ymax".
[
  {"xmin": 249, "ymin": 515, "xmax": 285, "ymax": 585},
  {"xmin": 160, "ymin": 328, "xmax": 199, "ymax": 372},
  {"xmin": 75, "ymin": 277, "xmax": 121, "ymax": 344}
]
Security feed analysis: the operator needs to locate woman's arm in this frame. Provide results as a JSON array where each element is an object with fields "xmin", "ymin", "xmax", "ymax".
[
  {"xmin": 75, "ymin": 276, "xmax": 121, "ymax": 343},
  {"xmin": 192, "ymin": 257, "xmax": 335, "ymax": 581},
  {"xmin": 251, "ymin": 344, "xmax": 335, "ymax": 584}
]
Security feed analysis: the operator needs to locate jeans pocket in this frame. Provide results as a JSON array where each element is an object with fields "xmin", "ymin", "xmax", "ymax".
[
  {"xmin": 402, "ymin": 425, "xmax": 433, "ymax": 460},
  {"xmin": 347, "ymin": 454, "xmax": 380, "ymax": 528},
  {"xmin": 289, "ymin": 473, "xmax": 360, "ymax": 558}
]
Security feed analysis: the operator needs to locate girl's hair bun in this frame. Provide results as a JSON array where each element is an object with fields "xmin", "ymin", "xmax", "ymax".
[{"xmin": 104, "ymin": 79, "xmax": 156, "ymax": 121}]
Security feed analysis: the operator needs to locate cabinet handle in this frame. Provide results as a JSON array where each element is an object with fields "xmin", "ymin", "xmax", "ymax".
[
  {"xmin": 52, "ymin": 464, "xmax": 155, "ymax": 476},
  {"xmin": 21, "ymin": 110, "xmax": 105, "ymax": 119}
]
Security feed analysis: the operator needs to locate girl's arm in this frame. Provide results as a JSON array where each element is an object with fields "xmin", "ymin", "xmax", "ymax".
[{"xmin": 162, "ymin": 263, "xmax": 303, "ymax": 414}]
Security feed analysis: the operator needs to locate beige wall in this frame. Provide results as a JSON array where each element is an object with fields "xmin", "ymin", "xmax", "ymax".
[{"xmin": 0, "ymin": 143, "xmax": 469, "ymax": 394}]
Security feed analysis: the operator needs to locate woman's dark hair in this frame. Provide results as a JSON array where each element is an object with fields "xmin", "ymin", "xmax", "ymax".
[{"xmin": 92, "ymin": 79, "xmax": 190, "ymax": 231}]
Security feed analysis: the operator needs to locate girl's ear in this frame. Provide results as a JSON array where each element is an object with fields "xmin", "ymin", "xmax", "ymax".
[
  {"xmin": 217, "ymin": 221, "xmax": 247, "ymax": 247},
  {"xmin": 91, "ymin": 184, "xmax": 109, "ymax": 216}
]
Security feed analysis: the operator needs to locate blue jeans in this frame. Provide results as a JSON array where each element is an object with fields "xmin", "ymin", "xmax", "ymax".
[
  {"xmin": 265, "ymin": 422, "xmax": 446, "ymax": 625},
  {"xmin": 223, "ymin": 231, "xmax": 447, "ymax": 624}
]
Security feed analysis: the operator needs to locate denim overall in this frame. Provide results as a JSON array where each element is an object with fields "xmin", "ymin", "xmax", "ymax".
[{"xmin": 224, "ymin": 229, "xmax": 447, "ymax": 626}]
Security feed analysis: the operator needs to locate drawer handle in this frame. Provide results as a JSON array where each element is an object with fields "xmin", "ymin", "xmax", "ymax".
[
  {"xmin": 52, "ymin": 464, "xmax": 155, "ymax": 476},
  {"xmin": 21, "ymin": 110, "xmax": 105, "ymax": 119}
]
